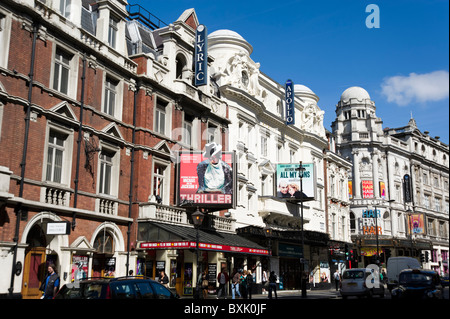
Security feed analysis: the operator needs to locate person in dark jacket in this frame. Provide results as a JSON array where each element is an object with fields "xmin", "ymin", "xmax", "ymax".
[{"xmin": 41, "ymin": 263, "xmax": 60, "ymax": 299}]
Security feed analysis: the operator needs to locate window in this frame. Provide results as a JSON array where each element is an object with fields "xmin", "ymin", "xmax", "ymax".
[
  {"xmin": 435, "ymin": 198, "xmax": 441, "ymax": 212},
  {"xmin": 423, "ymin": 194, "xmax": 430, "ymax": 209},
  {"xmin": 350, "ymin": 212, "xmax": 356, "ymax": 234},
  {"xmin": 397, "ymin": 213, "xmax": 405, "ymax": 233},
  {"xmin": 53, "ymin": 48, "xmax": 72, "ymax": 94},
  {"xmin": 46, "ymin": 130, "xmax": 67, "ymax": 183},
  {"xmin": 155, "ymin": 100, "xmax": 167, "ymax": 135},
  {"xmin": 108, "ymin": 16, "xmax": 118, "ymax": 48},
  {"xmin": 383, "ymin": 211, "xmax": 391, "ymax": 233},
  {"xmin": 276, "ymin": 144, "xmax": 282, "ymax": 163},
  {"xmin": 153, "ymin": 163, "xmax": 168, "ymax": 204},
  {"xmin": 99, "ymin": 150, "xmax": 114, "ymax": 195},
  {"xmin": 59, "ymin": 0, "xmax": 72, "ymax": 18},
  {"xmin": 260, "ymin": 136, "xmax": 267, "ymax": 157},
  {"xmin": 183, "ymin": 114, "xmax": 193, "ymax": 145},
  {"xmin": 93, "ymin": 231, "xmax": 114, "ymax": 254},
  {"xmin": 427, "ymin": 218, "xmax": 435, "ymax": 236},
  {"xmin": 207, "ymin": 123, "xmax": 219, "ymax": 144},
  {"xmin": 290, "ymin": 149, "xmax": 295, "ymax": 163},
  {"xmin": 103, "ymin": 77, "xmax": 118, "ymax": 116}
]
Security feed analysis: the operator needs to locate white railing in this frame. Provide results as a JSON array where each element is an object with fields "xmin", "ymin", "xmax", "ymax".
[{"xmin": 139, "ymin": 202, "xmax": 235, "ymax": 233}]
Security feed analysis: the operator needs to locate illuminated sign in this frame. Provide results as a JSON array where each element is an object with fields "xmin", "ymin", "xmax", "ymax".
[
  {"xmin": 285, "ymin": 79, "xmax": 295, "ymax": 125},
  {"xmin": 194, "ymin": 24, "xmax": 208, "ymax": 86}
]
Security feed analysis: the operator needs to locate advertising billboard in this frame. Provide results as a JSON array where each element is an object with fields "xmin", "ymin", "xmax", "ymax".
[
  {"xmin": 407, "ymin": 213, "xmax": 425, "ymax": 235},
  {"xmin": 177, "ymin": 143, "xmax": 236, "ymax": 209},
  {"xmin": 362, "ymin": 180, "xmax": 374, "ymax": 198},
  {"xmin": 276, "ymin": 163, "xmax": 316, "ymax": 201}
]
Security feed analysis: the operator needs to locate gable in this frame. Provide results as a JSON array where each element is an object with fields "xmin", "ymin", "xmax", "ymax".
[{"xmin": 177, "ymin": 8, "xmax": 199, "ymax": 30}]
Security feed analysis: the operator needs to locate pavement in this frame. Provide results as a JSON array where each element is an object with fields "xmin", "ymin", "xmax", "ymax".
[{"xmin": 185, "ymin": 288, "xmax": 341, "ymax": 300}]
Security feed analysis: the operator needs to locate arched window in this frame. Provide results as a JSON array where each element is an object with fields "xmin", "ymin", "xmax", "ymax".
[
  {"xmin": 176, "ymin": 54, "xmax": 188, "ymax": 80},
  {"xmin": 93, "ymin": 231, "xmax": 114, "ymax": 254}
]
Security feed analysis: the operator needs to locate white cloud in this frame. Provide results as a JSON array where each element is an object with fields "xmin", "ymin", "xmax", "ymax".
[{"xmin": 381, "ymin": 70, "xmax": 449, "ymax": 106}]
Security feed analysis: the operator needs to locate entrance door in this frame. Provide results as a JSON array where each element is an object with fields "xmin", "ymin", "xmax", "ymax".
[{"xmin": 22, "ymin": 248, "xmax": 46, "ymax": 299}]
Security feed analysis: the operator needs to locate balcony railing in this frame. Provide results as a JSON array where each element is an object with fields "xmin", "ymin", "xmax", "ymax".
[{"xmin": 139, "ymin": 202, "xmax": 235, "ymax": 233}]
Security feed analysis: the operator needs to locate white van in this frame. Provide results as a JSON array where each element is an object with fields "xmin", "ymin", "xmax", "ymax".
[{"xmin": 387, "ymin": 257, "xmax": 421, "ymax": 290}]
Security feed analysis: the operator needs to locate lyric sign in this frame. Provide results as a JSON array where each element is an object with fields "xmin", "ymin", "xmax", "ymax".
[{"xmin": 194, "ymin": 24, "xmax": 208, "ymax": 86}]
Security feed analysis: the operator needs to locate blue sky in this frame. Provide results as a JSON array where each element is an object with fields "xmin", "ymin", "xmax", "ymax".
[{"xmin": 131, "ymin": 0, "xmax": 449, "ymax": 144}]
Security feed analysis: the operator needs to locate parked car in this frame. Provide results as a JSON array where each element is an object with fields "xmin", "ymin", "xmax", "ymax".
[
  {"xmin": 386, "ymin": 257, "xmax": 422, "ymax": 291},
  {"xmin": 340, "ymin": 268, "xmax": 385, "ymax": 299},
  {"xmin": 54, "ymin": 277, "xmax": 179, "ymax": 299},
  {"xmin": 391, "ymin": 269, "xmax": 444, "ymax": 299},
  {"xmin": 440, "ymin": 275, "xmax": 449, "ymax": 287}
]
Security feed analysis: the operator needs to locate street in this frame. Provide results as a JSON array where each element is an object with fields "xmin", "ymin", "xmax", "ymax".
[{"xmin": 207, "ymin": 285, "xmax": 449, "ymax": 300}]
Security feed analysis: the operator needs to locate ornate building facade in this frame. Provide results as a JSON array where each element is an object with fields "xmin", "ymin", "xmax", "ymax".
[
  {"xmin": 208, "ymin": 30, "xmax": 352, "ymax": 289},
  {"xmin": 331, "ymin": 86, "xmax": 449, "ymax": 275}
]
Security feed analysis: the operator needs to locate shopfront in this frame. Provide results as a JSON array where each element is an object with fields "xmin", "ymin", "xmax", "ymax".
[{"xmin": 137, "ymin": 222, "xmax": 269, "ymax": 296}]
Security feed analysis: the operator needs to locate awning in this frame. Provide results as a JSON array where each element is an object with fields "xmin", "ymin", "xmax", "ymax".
[{"xmin": 138, "ymin": 222, "xmax": 269, "ymax": 256}]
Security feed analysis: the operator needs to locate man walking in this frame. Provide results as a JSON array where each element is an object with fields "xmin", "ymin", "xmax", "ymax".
[
  {"xmin": 333, "ymin": 269, "xmax": 341, "ymax": 291},
  {"xmin": 216, "ymin": 267, "xmax": 229, "ymax": 298}
]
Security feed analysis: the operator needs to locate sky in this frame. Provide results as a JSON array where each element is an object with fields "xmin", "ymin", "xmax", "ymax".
[{"xmin": 129, "ymin": 0, "xmax": 449, "ymax": 144}]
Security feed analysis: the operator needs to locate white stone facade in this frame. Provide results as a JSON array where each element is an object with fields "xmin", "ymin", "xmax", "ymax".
[{"xmin": 332, "ymin": 87, "xmax": 449, "ymax": 273}]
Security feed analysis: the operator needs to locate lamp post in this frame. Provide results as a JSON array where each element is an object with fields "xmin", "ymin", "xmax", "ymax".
[
  {"xmin": 374, "ymin": 199, "xmax": 395, "ymax": 266},
  {"xmin": 296, "ymin": 161, "xmax": 307, "ymax": 298},
  {"xmin": 192, "ymin": 208, "xmax": 204, "ymax": 299}
]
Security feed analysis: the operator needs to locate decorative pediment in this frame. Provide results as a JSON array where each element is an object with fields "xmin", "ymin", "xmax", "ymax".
[
  {"xmin": 69, "ymin": 236, "xmax": 94, "ymax": 252},
  {"xmin": 50, "ymin": 101, "xmax": 78, "ymax": 121},
  {"xmin": 101, "ymin": 122, "xmax": 124, "ymax": 140},
  {"xmin": 154, "ymin": 140, "xmax": 172, "ymax": 155},
  {"xmin": 258, "ymin": 159, "xmax": 276, "ymax": 174}
]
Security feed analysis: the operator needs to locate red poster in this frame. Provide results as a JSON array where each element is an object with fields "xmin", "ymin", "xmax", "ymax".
[
  {"xmin": 362, "ymin": 180, "xmax": 374, "ymax": 198},
  {"xmin": 177, "ymin": 145, "xmax": 235, "ymax": 208}
]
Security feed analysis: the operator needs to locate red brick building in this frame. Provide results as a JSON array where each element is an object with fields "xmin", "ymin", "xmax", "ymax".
[{"xmin": 1, "ymin": 0, "xmax": 267, "ymax": 298}]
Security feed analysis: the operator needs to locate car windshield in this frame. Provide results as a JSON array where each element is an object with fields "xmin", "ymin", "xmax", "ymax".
[
  {"xmin": 343, "ymin": 270, "xmax": 364, "ymax": 279},
  {"xmin": 399, "ymin": 273, "xmax": 433, "ymax": 284}
]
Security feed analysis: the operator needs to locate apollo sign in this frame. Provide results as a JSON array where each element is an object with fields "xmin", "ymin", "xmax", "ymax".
[
  {"xmin": 285, "ymin": 79, "xmax": 294, "ymax": 125},
  {"xmin": 194, "ymin": 25, "xmax": 208, "ymax": 86}
]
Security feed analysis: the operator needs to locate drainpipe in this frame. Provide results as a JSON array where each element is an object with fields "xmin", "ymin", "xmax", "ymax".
[
  {"xmin": 9, "ymin": 22, "xmax": 39, "ymax": 298},
  {"xmin": 126, "ymin": 81, "xmax": 139, "ymax": 276},
  {"xmin": 72, "ymin": 53, "xmax": 87, "ymax": 230}
]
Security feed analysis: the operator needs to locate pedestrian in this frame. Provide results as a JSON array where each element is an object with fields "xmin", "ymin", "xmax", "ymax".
[
  {"xmin": 216, "ymin": 267, "xmax": 229, "ymax": 299},
  {"xmin": 159, "ymin": 270, "xmax": 169, "ymax": 288},
  {"xmin": 41, "ymin": 263, "xmax": 60, "ymax": 299},
  {"xmin": 262, "ymin": 269, "xmax": 268, "ymax": 294},
  {"xmin": 246, "ymin": 270, "xmax": 253, "ymax": 299},
  {"xmin": 201, "ymin": 269, "xmax": 209, "ymax": 299},
  {"xmin": 231, "ymin": 269, "xmax": 242, "ymax": 299},
  {"xmin": 240, "ymin": 270, "xmax": 248, "ymax": 299},
  {"xmin": 268, "ymin": 271, "xmax": 277, "ymax": 299},
  {"xmin": 333, "ymin": 269, "xmax": 341, "ymax": 291}
]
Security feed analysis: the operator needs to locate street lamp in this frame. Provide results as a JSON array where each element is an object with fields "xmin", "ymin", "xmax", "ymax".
[
  {"xmin": 296, "ymin": 161, "xmax": 307, "ymax": 298},
  {"xmin": 192, "ymin": 208, "xmax": 204, "ymax": 299},
  {"xmin": 374, "ymin": 199, "xmax": 395, "ymax": 266}
]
